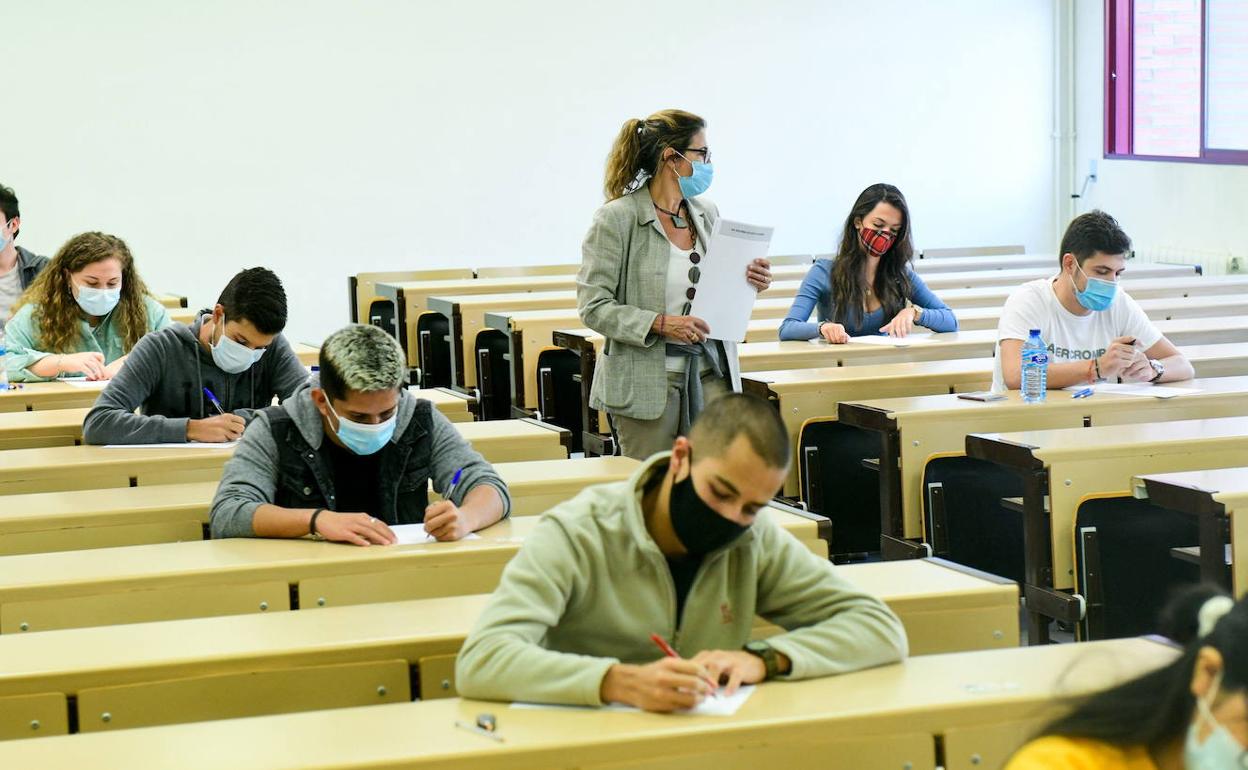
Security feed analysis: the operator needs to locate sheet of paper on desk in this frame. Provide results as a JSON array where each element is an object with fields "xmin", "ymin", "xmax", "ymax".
[
  {"xmin": 846, "ymin": 333, "xmax": 934, "ymax": 347},
  {"xmin": 687, "ymin": 219, "xmax": 773, "ymax": 342},
  {"xmin": 103, "ymin": 440, "xmax": 240, "ymax": 449},
  {"xmin": 63, "ymin": 380, "xmax": 110, "ymax": 389},
  {"xmin": 1063, "ymin": 383, "xmax": 1202, "ymax": 399},
  {"xmin": 390, "ymin": 524, "xmax": 481, "ymax": 545},
  {"xmin": 511, "ymin": 685, "xmax": 754, "ymax": 716}
]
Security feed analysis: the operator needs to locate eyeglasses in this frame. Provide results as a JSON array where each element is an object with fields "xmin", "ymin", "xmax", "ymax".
[
  {"xmin": 680, "ymin": 250, "xmax": 702, "ymax": 315},
  {"xmin": 683, "ymin": 146, "xmax": 712, "ymax": 163}
]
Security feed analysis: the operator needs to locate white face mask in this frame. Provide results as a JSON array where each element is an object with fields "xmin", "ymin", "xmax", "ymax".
[
  {"xmin": 211, "ymin": 315, "xmax": 266, "ymax": 374},
  {"xmin": 73, "ymin": 282, "xmax": 122, "ymax": 317},
  {"xmin": 1184, "ymin": 674, "xmax": 1248, "ymax": 770}
]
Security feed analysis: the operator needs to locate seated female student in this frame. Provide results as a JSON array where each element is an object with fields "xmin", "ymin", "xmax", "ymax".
[
  {"xmin": 1006, "ymin": 584, "xmax": 1248, "ymax": 770},
  {"xmin": 4, "ymin": 231, "xmax": 171, "ymax": 382},
  {"xmin": 778, "ymin": 183, "xmax": 957, "ymax": 343}
]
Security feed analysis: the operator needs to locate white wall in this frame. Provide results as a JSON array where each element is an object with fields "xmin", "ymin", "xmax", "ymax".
[
  {"xmin": 6, "ymin": 0, "xmax": 1055, "ymax": 342},
  {"xmin": 1074, "ymin": 1, "xmax": 1248, "ymax": 274}
]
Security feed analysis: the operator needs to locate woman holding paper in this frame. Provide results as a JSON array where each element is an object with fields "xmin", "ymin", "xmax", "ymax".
[
  {"xmin": 577, "ymin": 109, "xmax": 773, "ymax": 460},
  {"xmin": 778, "ymin": 184, "xmax": 957, "ymax": 343}
]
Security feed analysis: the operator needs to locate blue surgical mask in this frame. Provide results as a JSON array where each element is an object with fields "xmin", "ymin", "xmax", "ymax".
[
  {"xmin": 1070, "ymin": 264, "xmax": 1117, "ymax": 312},
  {"xmin": 675, "ymin": 152, "xmax": 713, "ymax": 199},
  {"xmin": 0, "ymin": 219, "xmax": 11, "ymax": 252},
  {"xmin": 211, "ymin": 315, "xmax": 266, "ymax": 374},
  {"xmin": 73, "ymin": 283, "xmax": 122, "ymax": 317},
  {"xmin": 1184, "ymin": 675, "xmax": 1247, "ymax": 770},
  {"xmin": 327, "ymin": 401, "xmax": 397, "ymax": 456}
]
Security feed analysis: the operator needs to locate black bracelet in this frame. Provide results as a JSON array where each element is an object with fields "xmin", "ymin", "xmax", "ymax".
[{"xmin": 309, "ymin": 508, "xmax": 325, "ymax": 538}]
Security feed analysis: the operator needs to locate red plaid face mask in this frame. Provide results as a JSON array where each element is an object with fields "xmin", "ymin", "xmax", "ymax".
[{"xmin": 859, "ymin": 226, "xmax": 896, "ymax": 257}]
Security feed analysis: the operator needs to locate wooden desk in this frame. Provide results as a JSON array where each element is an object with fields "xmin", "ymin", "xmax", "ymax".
[
  {"xmin": 474, "ymin": 263, "xmax": 581, "ymax": 279},
  {"xmin": 910, "ymin": 263, "xmax": 1197, "ymax": 292},
  {"xmin": 0, "ymin": 381, "xmax": 106, "ymax": 413},
  {"xmin": 840, "ymin": 377, "xmax": 1248, "ymax": 558},
  {"xmin": 156, "ymin": 293, "xmax": 188, "ymax": 309},
  {"xmin": 0, "ymin": 419, "xmax": 571, "ymax": 494},
  {"xmin": 0, "ymin": 504, "xmax": 826, "ymax": 634},
  {"xmin": 936, "ymin": 273, "xmax": 1248, "ymax": 309},
  {"xmin": 921, "ymin": 244, "xmax": 1025, "ymax": 259},
  {"xmin": 292, "ymin": 343, "xmax": 320, "ymax": 367},
  {"xmin": 0, "ymin": 637, "xmax": 1175, "ymax": 768},
  {"xmin": 408, "ymin": 386, "xmax": 477, "ymax": 422},
  {"xmin": 1134, "ymin": 467, "xmax": 1248, "ymax": 595},
  {"xmin": 0, "ymin": 457, "xmax": 641, "ymax": 556},
  {"xmin": 966, "ymin": 416, "xmax": 1248, "ymax": 642},
  {"xmin": 0, "ymin": 557, "xmax": 1014, "ymax": 737},
  {"xmin": 951, "ymin": 293, "xmax": 1248, "ymax": 332},
  {"xmin": 168, "ymin": 307, "xmax": 197, "ymax": 325},
  {"xmin": 349, "ymin": 269, "xmax": 476, "ymax": 324},
  {"xmin": 911, "ymin": 254, "xmax": 1050, "ymax": 273}
]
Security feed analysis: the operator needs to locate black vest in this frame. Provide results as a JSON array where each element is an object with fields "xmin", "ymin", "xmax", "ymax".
[{"xmin": 264, "ymin": 400, "xmax": 435, "ymax": 525}]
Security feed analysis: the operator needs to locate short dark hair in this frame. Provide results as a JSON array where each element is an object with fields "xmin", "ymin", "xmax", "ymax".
[
  {"xmin": 216, "ymin": 267, "xmax": 288, "ymax": 335},
  {"xmin": 1059, "ymin": 210, "xmax": 1132, "ymax": 267},
  {"xmin": 318, "ymin": 324, "xmax": 407, "ymax": 402},
  {"xmin": 688, "ymin": 393, "xmax": 790, "ymax": 469},
  {"xmin": 0, "ymin": 183, "xmax": 20, "ymax": 237}
]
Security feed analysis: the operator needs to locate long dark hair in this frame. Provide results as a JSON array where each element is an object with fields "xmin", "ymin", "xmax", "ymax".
[
  {"xmin": 824, "ymin": 183, "xmax": 915, "ymax": 328},
  {"xmin": 602, "ymin": 110, "xmax": 705, "ymax": 202},
  {"xmin": 1036, "ymin": 584, "xmax": 1248, "ymax": 752}
]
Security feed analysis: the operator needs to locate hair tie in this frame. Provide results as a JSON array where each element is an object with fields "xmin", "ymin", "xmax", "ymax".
[
  {"xmin": 636, "ymin": 120, "xmax": 647, "ymax": 134},
  {"xmin": 1198, "ymin": 596, "xmax": 1235, "ymax": 638}
]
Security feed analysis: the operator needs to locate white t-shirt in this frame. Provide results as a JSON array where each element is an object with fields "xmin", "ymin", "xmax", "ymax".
[
  {"xmin": 664, "ymin": 238, "xmax": 705, "ymax": 374},
  {"xmin": 0, "ymin": 264, "xmax": 21, "ymax": 333},
  {"xmin": 992, "ymin": 276, "xmax": 1162, "ymax": 391}
]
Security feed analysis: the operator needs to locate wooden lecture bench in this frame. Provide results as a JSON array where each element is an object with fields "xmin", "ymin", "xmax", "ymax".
[
  {"xmin": 155, "ymin": 293, "xmax": 188, "ymax": 309},
  {"xmin": 0, "ymin": 456, "xmax": 642, "ymax": 556},
  {"xmin": 0, "ymin": 503, "xmax": 828, "ymax": 634},
  {"xmin": 0, "ymin": 637, "xmax": 1175, "ymax": 768},
  {"xmin": 965, "ymin": 416, "xmax": 1248, "ymax": 643},
  {"xmin": 0, "ymin": 418, "xmax": 571, "ymax": 494}
]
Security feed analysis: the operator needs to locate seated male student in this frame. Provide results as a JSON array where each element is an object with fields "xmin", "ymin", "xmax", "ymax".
[
  {"xmin": 82, "ymin": 267, "xmax": 309, "ymax": 444},
  {"xmin": 994, "ymin": 210, "xmax": 1194, "ymax": 391},
  {"xmin": 210, "ymin": 323, "xmax": 510, "ymax": 545},
  {"xmin": 456, "ymin": 393, "xmax": 907, "ymax": 711},
  {"xmin": 0, "ymin": 183, "xmax": 48, "ymax": 333}
]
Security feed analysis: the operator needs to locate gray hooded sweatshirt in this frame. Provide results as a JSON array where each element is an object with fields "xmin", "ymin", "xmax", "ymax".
[
  {"xmin": 82, "ymin": 311, "xmax": 309, "ymax": 444},
  {"xmin": 210, "ymin": 381, "xmax": 511, "ymax": 538}
]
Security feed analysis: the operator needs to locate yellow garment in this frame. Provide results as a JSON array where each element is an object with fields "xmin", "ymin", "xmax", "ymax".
[{"xmin": 1005, "ymin": 736, "xmax": 1160, "ymax": 770}]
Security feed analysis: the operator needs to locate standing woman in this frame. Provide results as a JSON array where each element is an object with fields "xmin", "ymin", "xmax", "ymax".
[
  {"xmin": 4, "ymin": 231, "xmax": 171, "ymax": 382},
  {"xmin": 578, "ymin": 109, "xmax": 772, "ymax": 460},
  {"xmin": 778, "ymin": 183, "xmax": 957, "ymax": 343}
]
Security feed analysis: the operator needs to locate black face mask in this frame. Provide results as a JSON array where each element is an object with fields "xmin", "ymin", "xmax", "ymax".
[{"xmin": 669, "ymin": 459, "xmax": 750, "ymax": 557}]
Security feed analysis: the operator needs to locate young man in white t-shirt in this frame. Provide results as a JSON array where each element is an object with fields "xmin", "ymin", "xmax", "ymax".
[{"xmin": 994, "ymin": 210, "xmax": 1193, "ymax": 391}]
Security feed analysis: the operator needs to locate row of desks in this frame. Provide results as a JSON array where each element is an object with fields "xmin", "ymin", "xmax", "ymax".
[{"xmin": 0, "ymin": 637, "xmax": 1175, "ymax": 769}]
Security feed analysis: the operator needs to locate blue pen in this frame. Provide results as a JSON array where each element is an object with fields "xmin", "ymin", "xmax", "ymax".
[
  {"xmin": 1071, "ymin": 387, "xmax": 1095, "ymax": 399},
  {"xmin": 445, "ymin": 467, "xmax": 464, "ymax": 502},
  {"xmin": 202, "ymin": 387, "xmax": 227, "ymax": 416}
]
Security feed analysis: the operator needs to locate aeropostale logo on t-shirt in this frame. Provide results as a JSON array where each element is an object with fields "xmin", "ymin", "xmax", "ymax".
[{"xmin": 1047, "ymin": 343, "xmax": 1107, "ymax": 361}]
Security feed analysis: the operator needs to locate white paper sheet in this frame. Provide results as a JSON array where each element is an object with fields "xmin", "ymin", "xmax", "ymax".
[
  {"xmin": 687, "ymin": 219, "xmax": 773, "ymax": 342},
  {"xmin": 845, "ymin": 333, "xmax": 935, "ymax": 348},
  {"xmin": 102, "ymin": 441, "xmax": 240, "ymax": 449},
  {"xmin": 511, "ymin": 685, "xmax": 754, "ymax": 717},
  {"xmin": 63, "ymin": 380, "xmax": 110, "ymax": 389},
  {"xmin": 390, "ymin": 524, "xmax": 482, "ymax": 545},
  {"xmin": 1062, "ymin": 383, "xmax": 1201, "ymax": 399}
]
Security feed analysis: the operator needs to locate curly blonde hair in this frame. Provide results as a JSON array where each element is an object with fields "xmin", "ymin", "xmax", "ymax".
[{"xmin": 13, "ymin": 232, "xmax": 155, "ymax": 354}]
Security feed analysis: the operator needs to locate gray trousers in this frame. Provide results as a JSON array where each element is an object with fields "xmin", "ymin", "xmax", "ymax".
[{"xmin": 611, "ymin": 369, "xmax": 731, "ymax": 461}]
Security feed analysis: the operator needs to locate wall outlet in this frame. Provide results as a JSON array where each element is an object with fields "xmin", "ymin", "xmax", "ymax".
[
  {"xmin": 1088, "ymin": 159, "xmax": 1098, "ymax": 182},
  {"xmin": 1231, "ymin": 256, "xmax": 1244, "ymax": 274}
]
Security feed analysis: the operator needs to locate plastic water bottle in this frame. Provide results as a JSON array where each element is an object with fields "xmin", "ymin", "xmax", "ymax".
[
  {"xmin": 0, "ymin": 326, "xmax": 9, "ymax": 392},
  {"xmin": 1021, "ymin": 329, "xmax": 1048, "ymax": 403}
]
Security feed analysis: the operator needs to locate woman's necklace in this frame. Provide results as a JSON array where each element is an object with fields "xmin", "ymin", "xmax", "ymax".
[{"xmin": 653, "ymin": 201, "xmax": 689, "ymax": 229}]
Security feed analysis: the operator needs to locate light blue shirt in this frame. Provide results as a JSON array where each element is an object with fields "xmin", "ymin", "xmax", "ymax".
[
  {"xmin": 3, "ymin": 296, "xmax": 172, "ymax": 381},
  {"xmin": 778, "ymin": 259, "xmax": 959, "ymax": 340}
]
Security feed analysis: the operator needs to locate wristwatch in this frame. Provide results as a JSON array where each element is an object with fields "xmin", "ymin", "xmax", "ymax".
[
  {"xmin": 1149, "ymin": 359, "xmax": 1165, "ymax": 383},
  {"xmin": 743, "ymin": 641, "xmax": 780, "ymax": 680}
]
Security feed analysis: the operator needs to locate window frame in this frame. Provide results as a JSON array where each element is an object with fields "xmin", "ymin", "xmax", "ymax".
[{"xmin": 1105, "ymin": 0, "xmax": 1248, "ymax": 165}]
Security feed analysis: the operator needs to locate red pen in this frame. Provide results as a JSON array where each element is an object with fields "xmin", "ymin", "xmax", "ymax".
[{"xmin": 650, "ymin": 633, "xmax": 719, "ymax": 699}]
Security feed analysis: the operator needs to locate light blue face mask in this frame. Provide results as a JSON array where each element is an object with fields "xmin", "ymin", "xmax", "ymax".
[
  {"xmin": 211, "ymin": 315, "xmax": 266, "ymax": 374},
  {"xmin": 674, "ymin": 151, "xmax": 713, "ymax": 199},
  {"xmin": 1184, "ymin": 675, "xmax": 1247, "ymax": 770},
  {"xmin": 1070, "ymin": 263, "xmax": 1118, "ymax": 312},
  {"xmin": 327, "ymin": 401, "xmax": 396, "ymax": 456},
  {"xmin": 73, "ymin": 282, "xmax": 122, "ymax": 317},
  {"xmin": 0, "ymin": 219, "xmax": 12, "ymax": 252}
]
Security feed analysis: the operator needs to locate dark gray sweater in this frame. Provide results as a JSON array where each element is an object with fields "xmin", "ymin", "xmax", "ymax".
[{"xmin": 82, "ymin": 311, "xmax": 309, "ymax": 444}]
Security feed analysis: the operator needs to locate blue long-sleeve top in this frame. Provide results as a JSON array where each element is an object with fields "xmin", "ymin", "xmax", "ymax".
[{"xmin": 778, "ymin": 259, "xmax": 959, "ymax": 340}]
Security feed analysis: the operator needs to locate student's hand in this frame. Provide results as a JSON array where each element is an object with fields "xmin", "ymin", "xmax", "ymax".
[
  {"xmin": 661, "ymin": 315, "xmax": 711, "ymax": 345},
  {"xmin": 599, "ymin": 658, "xmax": 713, "ymax": 713},
  {"xmin": 1120, "ymin": 354, "xmax": 1156, "ymax": 383},
  {"xmin": 818, "ymin": 322, "xmax": 850, "ymax": 344},
  {"xmin": 746, "ymin": 257, "xmax": 773, "ymax": 292},
  {"xmin": 314, "ymin": 511, "xmax": 397, "ymax": 546},
  {"xmin": 690, "ymin": 650, "xmax": 768, "ymax": 695},
  {"xmin": 103, "ymin": 357, "xmax": 126, "ymax": 379},
  {"xmin": 423, "ymin": 500, "xmax": 471, "ymax": 541},
  {"xmin": 880, "ymin": 307, "xmax": 919, "ymax": 338},
  {"xmin": 60, "ymin": 352, "xmax": 108, "ymax": 380},
  {"xmin": 186, "ymin": 414, "xmax": 246, "ymax": 443},
  {"xmin": 1096, "ymin": 336, "xmax": 1138, "ymax": 379}
]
